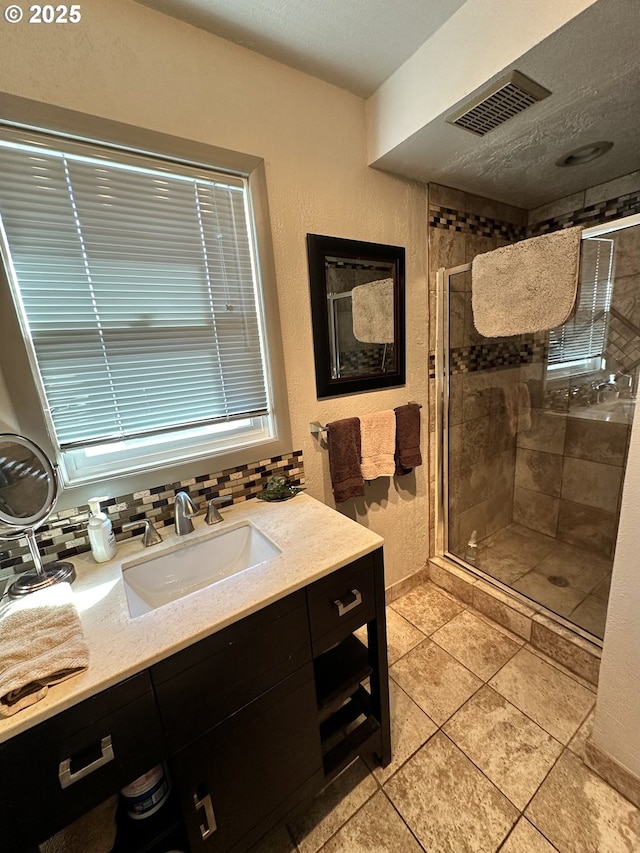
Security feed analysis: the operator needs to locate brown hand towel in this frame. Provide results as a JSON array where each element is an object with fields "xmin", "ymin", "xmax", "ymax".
[
  {"xmin": 394, "ymin": 403, "xmax": 422, "ymax": 475},
  {"xmin": 327, "ymin": 417, "xmax": 365, "ymax": 503},
  {"xmin": 0, "ymin": 581, "xmax": 89, "ymax": 717}
]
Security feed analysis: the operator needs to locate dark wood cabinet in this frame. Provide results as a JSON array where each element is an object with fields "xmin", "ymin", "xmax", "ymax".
[
  {"xmin": 172, "ymin": 665, "xmax": 323, "ymax": 852},
  {"xmin": 0, "ymin": 547, "xmax": 390, "ymax": 853}
]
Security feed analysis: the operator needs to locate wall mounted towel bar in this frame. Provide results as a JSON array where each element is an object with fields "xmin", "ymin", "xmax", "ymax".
[{"xmin": 309, "ymin": 402, "xmax": 421, "ymax": 436}]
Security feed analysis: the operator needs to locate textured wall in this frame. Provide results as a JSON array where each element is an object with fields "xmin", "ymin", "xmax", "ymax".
[
  {"xmin": 592, "ymin": 408, "xmax": 640, "ymax": 781},
  {"xmin": 0, "ymin": 0, "xmax": 429, "ymax": 588}
]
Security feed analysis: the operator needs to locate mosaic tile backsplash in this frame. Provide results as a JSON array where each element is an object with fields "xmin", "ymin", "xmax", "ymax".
[{"xmin": 0, "ymin": 450, "xmax": 305, "ymax": 573}]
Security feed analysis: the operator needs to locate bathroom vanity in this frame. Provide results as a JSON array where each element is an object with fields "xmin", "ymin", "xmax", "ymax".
[{"xmin": 0, "ymin": 495, "xmax": 390, "ymax": 852}]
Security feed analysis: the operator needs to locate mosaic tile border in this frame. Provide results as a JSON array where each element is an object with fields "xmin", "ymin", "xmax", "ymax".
[
  {"xmin": 449, "ymin": 339, "xmax": 546, "ymax": 376},
  {"xmin": 429, "ymin": 205, "xmax": 525, "ymax": 241},
  {"xmin": 528, "ymin": 190, "xmax": 640, "ymax": 236},
  {"xmin": 0, "ymin": 451, "xmax": 305, "ymax": 572},
  {"xmin": 429, "ymin": 190, "xmax": 640, "ymax": 240}
]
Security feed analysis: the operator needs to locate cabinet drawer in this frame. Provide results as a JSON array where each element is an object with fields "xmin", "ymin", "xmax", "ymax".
[
  {"xmin": 0, "ymin": 672, "xmax": 166, "ymax": 850},
  {"xmin": 152, "ymin": 590, "xmax": 311, "ymax": 752},
  {"xmin": 307, "ymin": 554, "xmax": 376, "ymax": 654}
]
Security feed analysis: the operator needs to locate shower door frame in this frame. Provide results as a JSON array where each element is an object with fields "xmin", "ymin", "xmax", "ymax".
[{"xmin": 434, "ymin": 213, "xmax": 640, "ymax": 641}]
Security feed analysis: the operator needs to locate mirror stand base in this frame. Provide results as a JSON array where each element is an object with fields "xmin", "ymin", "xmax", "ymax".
[{"xmin": 8, "ymin": 562, "xmax": 76, "ymax": 598}]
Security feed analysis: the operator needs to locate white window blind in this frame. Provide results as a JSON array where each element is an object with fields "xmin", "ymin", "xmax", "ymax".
[
  {"xmin": 0, "ymin": 129, "xmax": 269, "ymax": 452},
  {"xmin": 547, "ymin": 237, "xmax": 614, "ymax": 367}
]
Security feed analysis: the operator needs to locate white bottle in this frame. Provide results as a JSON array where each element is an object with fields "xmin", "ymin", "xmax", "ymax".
[
  {"xmin": 87, "ymin": 497, "xmax": 117, "ymax": 562},
  {"xmin": 466, "ymin": 529, "xmax": 478, "ymax": 566}
]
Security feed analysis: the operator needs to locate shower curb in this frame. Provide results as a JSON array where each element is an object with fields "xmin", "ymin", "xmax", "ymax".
[{"xmin": 428, "ymin": 556, "xmax": 601, "ymax": 686}]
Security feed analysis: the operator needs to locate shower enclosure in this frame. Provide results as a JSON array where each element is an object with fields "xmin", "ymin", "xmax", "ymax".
[{"xmin": 437, "ymin": 215, "xmax": 639, "ymax": 640}]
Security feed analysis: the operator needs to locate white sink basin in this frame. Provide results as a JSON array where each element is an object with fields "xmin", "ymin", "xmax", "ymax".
[{"xmin": 122, "ymin": 521, "xmax": 281, "ymax": 617}]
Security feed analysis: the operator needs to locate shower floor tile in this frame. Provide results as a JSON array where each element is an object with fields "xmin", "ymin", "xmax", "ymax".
[
  {"xmin": 569, "ymin": 595, "xmax": 608, "ymax": 637},
  {"xmin": 512, "ymin": 570, "xmax": 587, "ymax": 617},
  {"xmin": 471, "ymin": 522, "xmax": 614, "ymax": 640},
  {"xmin": 280, "ymin": 585, "xmax": 638, "ymax": 853}
]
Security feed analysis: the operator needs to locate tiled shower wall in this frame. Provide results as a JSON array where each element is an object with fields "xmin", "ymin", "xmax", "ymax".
[
  {"xmin": 0, "ymin": 450, "xmax": 305, "ymax": 573},
  {"xmin": 428, "ymin": 171, "xmax": 640, "ymax": 557}
]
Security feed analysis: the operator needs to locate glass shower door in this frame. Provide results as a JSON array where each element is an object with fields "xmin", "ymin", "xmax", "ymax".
[{"xmin": 439, "ymin": 220, "xmax": 639, "ymax": 640}]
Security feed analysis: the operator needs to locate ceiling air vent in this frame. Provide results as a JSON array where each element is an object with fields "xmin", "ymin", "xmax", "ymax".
[{"xmin": 446, "ymin": 71, "xmax": 551, "ymax": 137}]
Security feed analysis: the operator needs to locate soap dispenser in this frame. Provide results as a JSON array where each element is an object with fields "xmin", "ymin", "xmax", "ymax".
[{"xmin": 87, "ymin": 497, "xmax": 117, "ymax": 562}]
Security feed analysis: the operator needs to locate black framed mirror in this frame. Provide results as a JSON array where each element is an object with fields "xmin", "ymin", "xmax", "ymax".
[{"xmin": 307, "ymin": 235, "xmax": 406, "ymax": 398}]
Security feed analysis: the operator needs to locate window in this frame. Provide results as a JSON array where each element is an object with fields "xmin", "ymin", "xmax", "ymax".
[
  {"xmin": 546, "ymin": 236, "xmax": 614, "ymax": 376},
  {"xmin": 0, "ymin": 112, "xmax": 288, "ymax": 487}
]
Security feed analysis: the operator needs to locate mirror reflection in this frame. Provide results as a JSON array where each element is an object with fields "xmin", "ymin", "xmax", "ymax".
[
  {"xmin": 0, "ymin": 437, "xmax": 51, "ymax": 521},
  {"xmin": 307, "ymin": 234, "xmax": 405, "ymax": 398},
  {"xmin": 0, "ymin": 434, "xmax": 75, "ymax": 598},
  {"xmin": 326, "ymin": 255, "xmax": 396, "ymax": 379}
]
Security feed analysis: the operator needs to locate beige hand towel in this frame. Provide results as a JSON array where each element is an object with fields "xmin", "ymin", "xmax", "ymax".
[
  {"xmin": 0, "ymin": 581, "xmax": 89, "ymax": 717},
  {"xmin": 359, "ymin": 410, "xmax": 396, "ymax": 480},
  {"xmin": 351, "ymin": 279, "xmax": 394, "ymax": 343},
  {"xmin": 504, "ymin": 382, "xmax": 532, "ymax": 436},
  {"xmin": 39, "ymin": 795, "xmax": 118, "ymax": 853},
  {"xmin": 471, "ymin": 226, "xmax": 583, "ymax": 336}
]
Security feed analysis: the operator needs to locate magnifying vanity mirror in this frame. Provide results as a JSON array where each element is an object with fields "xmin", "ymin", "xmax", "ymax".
[
  {"xmin": 0, "ymin": 433, "xmax": 75, "ymax": 598},
  {"xmin": 307, "ymin": 234, "xmax": 406, "ymax": 398}
]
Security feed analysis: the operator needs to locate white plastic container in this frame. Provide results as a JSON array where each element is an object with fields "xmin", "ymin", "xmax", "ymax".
[
  {"xmin": 121, "ymin": 764, "xmax": 171, "ymax": 820},
  {"xmin": 87, "ymin": 496, "xmax": 117, "ymax": 563}
]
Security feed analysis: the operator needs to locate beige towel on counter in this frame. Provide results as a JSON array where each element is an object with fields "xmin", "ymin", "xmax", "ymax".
[
  {"xmin": 0, "ymin": 581, "xmax": 89, "ymax": 716},
  {"xmin": 351, "ymin": 279, "xmax": 394, "ymax": 343},
  {"xmin": 360, "ymin": 410, "xmax": 396, "ymax": 479},
  {"xmin": 471, "ymin": 226, "xmax": 583, "ymax": 336},
  {"xmin": 39, "ymin": 795, "xmax": 118, "ymax": 853}
]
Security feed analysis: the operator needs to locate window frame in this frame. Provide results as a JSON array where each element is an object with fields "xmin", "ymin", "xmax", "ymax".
[{"xmin": 0, "ymin": 93, "xmax": 292, "ymax": 509}]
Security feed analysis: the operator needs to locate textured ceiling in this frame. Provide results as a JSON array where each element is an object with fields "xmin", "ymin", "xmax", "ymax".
[
  {"xmin": 373, "ymin": 0, "xmax": 640, "ymax": 208},
  {"xmin": 134, "ymin": 0, "xmax": 639, "ymax": 208},
  {"xmin": 135, "ymin": 0, "xmax": 469, "ymax": 98}
]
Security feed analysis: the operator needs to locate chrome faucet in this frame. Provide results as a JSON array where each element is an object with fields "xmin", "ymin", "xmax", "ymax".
[
  {"xmin": 122, "ymin": 518, "xmax": 163, "ymax": 547},
  {"xmin": 174, "ymin": 491, "xmax": 198, "ymax": 535}
]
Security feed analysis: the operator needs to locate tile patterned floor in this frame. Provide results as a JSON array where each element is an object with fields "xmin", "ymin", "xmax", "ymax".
[
  {"xmin": 475, "ymin": 524, "xmax": 613, "ymax": 638},
  {"xmin": 251, "ymin": 580, "xmax": 640, "ymax": 853}
]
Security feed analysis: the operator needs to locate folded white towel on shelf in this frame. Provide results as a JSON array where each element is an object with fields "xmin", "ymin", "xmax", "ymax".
[
  {"xmin": 359, "ymin": 410, "xmax": 396, "ymax": 479},
  {"xmin": 0, "ymin": 581, "xmax": 89, "ymax": 717}
]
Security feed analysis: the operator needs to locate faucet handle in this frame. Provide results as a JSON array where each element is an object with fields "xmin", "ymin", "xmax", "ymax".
[
  {"xmin": 123, "ymin": 518, "xmax": 163, "ymax": 547},
  {"xmin": 205, "ymin": 496, "xmax": 231, "ymax": 525}
]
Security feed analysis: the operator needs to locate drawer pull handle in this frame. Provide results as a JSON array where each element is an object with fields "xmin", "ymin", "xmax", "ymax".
[
  {"xmin": 58, "ymin": 735, "xmax": 114, "ymax": 789},
  {"xmin": 334, "ymin": 588, "xmax": 362, "ymax": 617},
  {"xmin": 194, "ymin": 790, "xmax": 217, "ymax": 839}
]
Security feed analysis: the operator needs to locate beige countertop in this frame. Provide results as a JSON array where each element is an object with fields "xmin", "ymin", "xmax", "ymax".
[{"xmin": 0, "ymin": 493, "xmax": 383, "ymax": 743}]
